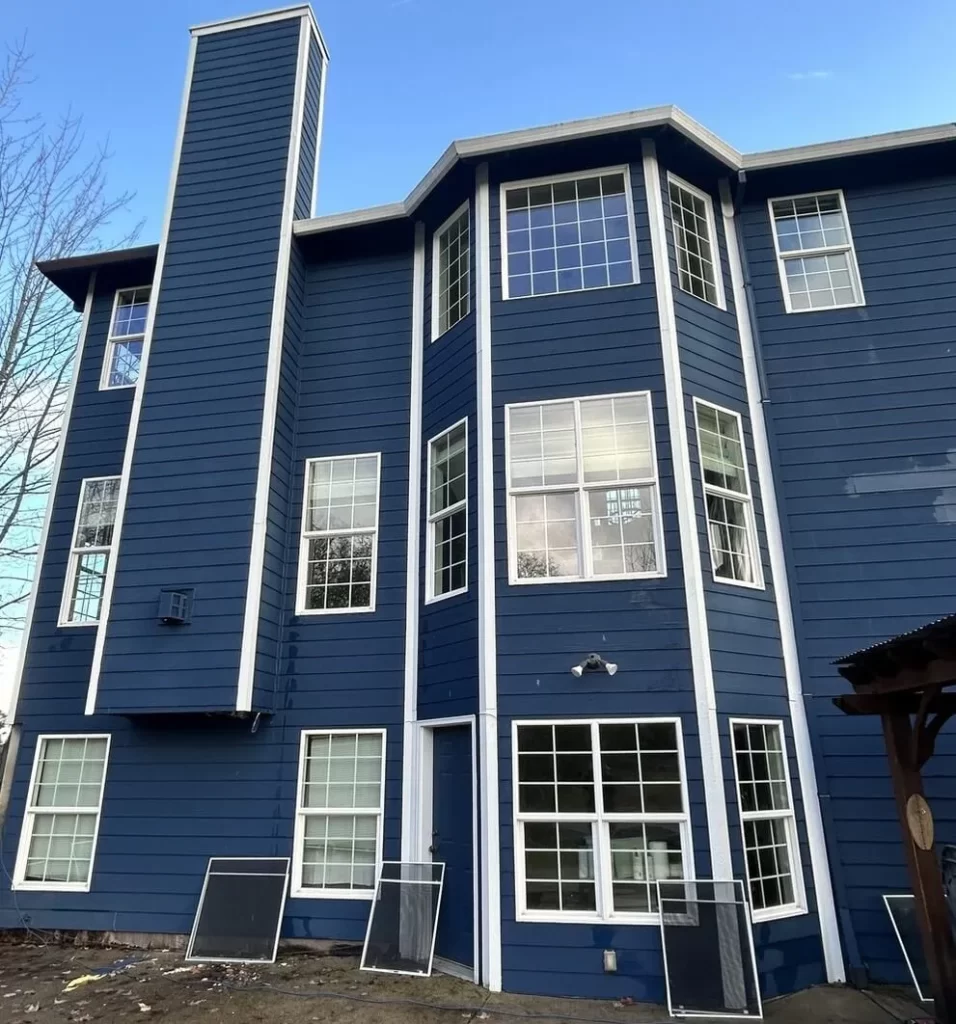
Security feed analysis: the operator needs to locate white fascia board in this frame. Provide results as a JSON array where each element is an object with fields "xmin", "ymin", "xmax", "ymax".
[
  {"xmin": 190, "ymin": 3, "xmax": 330, "ymax": 60},
  {"xmin": 293, "ymin": 202, "xmax": 407, "ymax": 236}
]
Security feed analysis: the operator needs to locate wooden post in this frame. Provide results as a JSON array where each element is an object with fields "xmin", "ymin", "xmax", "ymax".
[{"xmin": 882, "ymin": 711, "xmax": 956, "ymax": 1023}]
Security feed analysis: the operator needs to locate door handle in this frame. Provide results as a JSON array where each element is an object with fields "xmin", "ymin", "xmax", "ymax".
[{"xmin": 429, "ymin": 829, "xmax": 440, "ymax": 855}]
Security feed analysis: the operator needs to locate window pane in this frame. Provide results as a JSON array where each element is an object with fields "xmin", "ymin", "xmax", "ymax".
[
  {"xmin": 733, "ymin": 723, "xmax": 790, "ymax": 813},
  {"xmin": 579, "ymin": 395, "xmax": 652, "ymax": 482},
  {"xmin": 696, "ymin": 406, "xmax": 746, "ymax": 494},
  {"xmin": 436, "ymin": 208, "xmax": 471, "ymax": 335},
  {"xmin": 433, "ymin": 508, "xmax": 467, "ymax": 597},
  {"xmin": 33, "ymin": 737, "xmax": 107, "ymax": 809},
  {"xmin": 514, "ymin": 492, "xmax": 580, "ymax": 579},
  {"xmin": 771, "ymin": 193, "xmax": 848, "ymax": 254},
  {"xmin": 743, "ymin": 817, "xmax": 795, "ymax": 911},
  {"xmin": 68, "ymin": 552, "xmax": 109, "ymax": 623},
  {"xmin": 303, "ymin": 732, "xmax": 382, "ymax": 810},
  {"xmin": 508, "ymin": 402, "xmax": 576, "ymax": 487},
  {"xmin": 517, "ymin": 724, "xmax": 595, "ymax": 814},
  {"xmin": 523, "ymin": 821, "xmax": 596, "ymax": 912},
  {"xmin": 669, "ymin": 181, "xmax": 719, "ymax": 305},
  {"xmin": 25, "ymin": 812, "xmax": 98, "ymax": 884},
  {"xmin": 588, "ymin": 486, "xmax": 657, "ymax": 576},
  {"xmin": 706, "ymin": 494, "xmax": 755, "ymax": 583},
  {"xmin": 301, "ymin": 813, "xmax": 379, "ymax": 890},
  {"xmin": 304, "ymin": 535, "xmax": 374, "ymax": 610},
  {"xmin": 599, "ymin": 721, "xmax": 683, "ymax": 815},
  {"xmin": 609, "ymin": 822, "xmax": 684, "ymax": 913},
  {"xmin": 504, "ymin": 173, "xmax": 633, "ymax": 297},
  {"xmin": 107, "ymin": 338, "xmax": 143, "ymax": 388},
  {"xmin": 429, "ymin": 422, "xmax": 467, "ymax": 514},
  {"xmin": 306, "ymin": 457, "xmax": 380, "ymax": 534},
  {"xmin": 111, "ymin": 288, "xmax": 150, "ymax": 338},
  {"xmin": 782, "ymin": 251, "xmax": 857, "ymax": 310},
  {"xmin": 76, "ymin": 479, "xmax": 121, "ymax": 548}
]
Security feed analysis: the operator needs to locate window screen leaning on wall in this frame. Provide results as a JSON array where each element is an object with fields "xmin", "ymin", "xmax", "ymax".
[
  {"xmin": 513, "ymin": 720, "xmax": 691, "ymax": 921},
  {"xmin": 14, "ymin": 735, "xmax": 110, "ymax": 889},
  {"xmin": 506, "ymin": 393, "xmax": 664, "ymax": 582},
  {"xmin": 61, "ymin": 477, "xmax": 121, "ymax": 624}
]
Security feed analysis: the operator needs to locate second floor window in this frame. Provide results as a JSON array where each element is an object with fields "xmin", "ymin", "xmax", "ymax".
[
  {"xmin": 297, "ymin": 454, "xmax": 381, "ymax": 614},
  {"xmin": 503, "ymin": 168, "xmax": 636, "ymax": 299},
  {"xmin": 427, "ymin": 420, "xmax": 468, "ymax": 601},
  {"xmin": 506, "ymin": 393, "xmax": 664, "ymax": 583},
  {"xmin": 668, "ymin": 175, "xmax": 723, "ymax": 307},
  {"xmin": 102, "ymin": 287, "xmax": 150, "ymax": 389},
  {"xmin": 768, "ymin": 191, "xmax": 863, "ymax": 312},
  {"xmin": 433, "ymin": 203, "xmax": 470, "ymax": 338},
  {"xmin": 61, "ymin": 477, "xmax": 120, "ymax": 625}
]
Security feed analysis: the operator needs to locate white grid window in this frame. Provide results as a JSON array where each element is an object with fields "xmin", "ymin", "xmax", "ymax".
[
  {"xmin": 60, "ymin": 477, "xmax": 121, "ymax": 625},
  {"xmin": 102, "ymin": 287, "xmax": 150, "ymax": 389},
  {"xmin": 297, "ymin": 454, "xmax": 381, "ymax": 614},
  {"xmin": 433, "ymin": 204, "xmax": 470, "ymax": 338},
  {"xmin": 427, "ymin": 420, "xmax": 467, "ymax": 601},
  {"xmin": 514, "ymin": 719, "xmax": 691, "ymax": 921},
  {"xmin": 502, "ymin": 168, "xmax": 637, "ymax": 299},
  {"xmin": 506, "ymin": 393, "xmax": 664, "ymax": 583},
  {"xmin": 730, "ymin": 721, "xmax": 805, "ymax": 919},
  {"xmin": 14, "ymin": 735, "xmax": 110, "ymax": 890},
  {"xmin": 292, "ymin": 730, "xmax": 385, "ymax": 898},
  {"xmin": 667, "ymin": 176, "xmax": 723, "ymax": 307},
  {"xmin": 693, "ymin": 401, "xmax": 761, "ymax": 588},
  {"xmin": 768, "ymin": 191, "xmax": 863, "ymax": 312}
]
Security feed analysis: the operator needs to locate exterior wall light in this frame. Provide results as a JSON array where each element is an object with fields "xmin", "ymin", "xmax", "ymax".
[{"xmin": 570, "ymin": 653, "xmax": 618, "ymax": 677}]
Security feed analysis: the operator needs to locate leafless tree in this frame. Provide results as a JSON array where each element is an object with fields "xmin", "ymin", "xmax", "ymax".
[{"xmin": 0, "ymin": 41, "xmax": 138, "ymax": 633}]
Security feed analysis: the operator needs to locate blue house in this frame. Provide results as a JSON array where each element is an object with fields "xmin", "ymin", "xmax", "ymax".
[{"xmin": 2, "ymin": 2, "xmax": 955, "ymax": 1002}]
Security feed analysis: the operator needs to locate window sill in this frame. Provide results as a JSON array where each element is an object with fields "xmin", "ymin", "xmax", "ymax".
[
  {"xmin": 294, "ymin": 606, "xmax": 376, "ymax": 617},
  {"xmin": 12, "ymin": 880, "xmax": 92, "ymax": 893},
  {"xmin": 751, "ymin": 903, "xmax": 808, "ymax": 924},
  {"xmin": 57, "ymin": 619, "xmax": 99, "ymax": 629},
  {"xmin": 509, "ymin": 570, "xmax": 666, "ymax": 586},
  {"xmin": 710, "ymin": 574, "xmax": 766, "ymax": 592},
  {"xmin": 502, "ymin": 278, "xmax": 639, "ymax": 302},
  {"xmin": 783, "ymin": 299, "xmax": 865, "ymax": 315},
  {"xmin": 425, "ymin": 587, "xmax": 468, "ymax": 606},
  {"xmin": 516, "ymin": 910, "xmax": 660, "ymax": 926},
  {"xmin": 289, "ymin": 887, "xmax": 375, "ymax": 901},
  {"xmin": 98, "ymin": 382, "xmax": 137, "ymax": 392}
]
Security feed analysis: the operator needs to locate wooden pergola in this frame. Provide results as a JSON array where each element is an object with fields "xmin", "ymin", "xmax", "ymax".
[{"xmin": 834, "ymin": 614, "xmax": 956, "ymax": 1023}]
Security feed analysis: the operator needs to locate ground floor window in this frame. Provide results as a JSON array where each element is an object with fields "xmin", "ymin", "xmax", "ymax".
[
  {"xmin": 14, "ymin": 734, "xmax": 111, "ymax": 890},
  {"xmin": 513, "ymin": 718, "xmax": 691, "ymax": 922},
  {"xmin": 292, "ymin": 729, "xmax": 386, "ymax": 898}
]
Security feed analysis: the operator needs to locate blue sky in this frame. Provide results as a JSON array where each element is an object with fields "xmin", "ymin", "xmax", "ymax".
[{"xmin": 1, "ymin": 0, "xmax": 955, "ymax": 245}]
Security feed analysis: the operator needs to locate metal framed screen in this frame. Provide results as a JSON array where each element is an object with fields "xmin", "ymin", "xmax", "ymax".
[
  {"xmin": 186, "ymin": 857, "xmax": 290, "ymax": 964},
  {"xmin": 883, "ymin": 894, "xmax": 932, "ymax": 1002},
  {"xmin": 360, "ymin": 861, "xmax": 445, "ymax": 976},
  {"xmin": 657, "ymin": 879, "xmax": 762, "ymax": 1019}
]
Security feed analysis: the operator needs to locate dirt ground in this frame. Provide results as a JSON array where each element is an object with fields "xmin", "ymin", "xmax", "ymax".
[{"xmin": 0, "ymin": 939, "xmax": 930, "ymax": 1024}]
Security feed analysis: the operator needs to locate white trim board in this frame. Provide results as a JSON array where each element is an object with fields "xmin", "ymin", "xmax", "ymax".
[
  {"xmin": 718, "ymin": 177, "xmax": 845, "ymax": 983},
  {"xmin": 191, "ymin": 3, "xmax": 330, "ymax": 63},
  {"xmin": 641, "ymin": 138, "xmax": 733, "ymax": 883},
  {"xmin": 6, "ymin": 273, "xmax": 96, "ymax": 724}
]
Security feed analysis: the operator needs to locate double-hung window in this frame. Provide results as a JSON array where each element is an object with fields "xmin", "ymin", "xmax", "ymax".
[
  {"xmin": 60, "ymin": 477, "xmax": 121, "ymax": 625},
  {"xmin": 292, "ymin": 730, "xmax": 385, "ymax": 898},
  {"xmin": 502, "ymin": 168, "xmax": 637, "ymax": 299},
  {"xmin": 729, "ymin": 720, "xmax": 805, "ymax": 919},
  {"xmin": 768, "ymin": 191, "xmax": 864, "ymax": 312},
  {"xmin": 514, "ymin": 719, "xmax": 691, "ymax": 921},
  {"xmin": 667, "ymin": 175, "xmax": 724, "ymax": 307},
  {"xmin": 693, "ymin": 401, "xmax": 761, "ymax": 587},
  {"xmin": 433, "ymin": 203, "xmax": 470, "ymax": 338},
  {"xmin": 426, "ymin": 419, "xmax": 467, "ymax": 601},
  {"xmin": 14, "ymin": 735, "xmax": 110, "ymax": 890},
  {"xmin": 506, "ymin": 393, "xmax": 664, "ymax": 582},
  {"xmin": 102, "ymin": 287, "xmax": 150, "ymax": 389},
  {"xmin": 297, "ymin": 454, "xmax": 381, "ymax": 614}
]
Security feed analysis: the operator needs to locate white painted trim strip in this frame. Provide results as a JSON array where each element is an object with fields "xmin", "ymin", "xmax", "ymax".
[
  {"xmin": 642, "ymin": 139, "xmax": 733, "ymax": 882},
  {"xmin": 719, "ymin": 178, "xmax": 845, "ymax": 982},
  {"xmin": 400, "ymin": 222, "xmax": 426, "ymax": 863},
  {"xmin": 6, "ymin": 275, "xmax": 96, "ymax": 724},
  {"xmin": 310, "ymin": 51, "xmax": 329, "ymax": 218},
  {"xmin": 237, "ymin": 12, "xmax": 312, "ymax": 712},
  {"xmin": 474, "ymin": 161, "xmax": 501, "ymax": 993},
  {"xmin": 86, "ymin": 32, "xmax": 199, "ymax": 715},
  {"xmin": 191, "ymin": 2, "xmax": 330, "ymax": 61}
]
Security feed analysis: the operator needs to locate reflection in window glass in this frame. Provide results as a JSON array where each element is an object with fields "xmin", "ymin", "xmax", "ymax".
[
  {"xmin": 104, "ymin": 288, "xmax": 150, "ymax": 388},
  {"xmin": 428, "ymin": 422, "xmax": 468, "ymax": 599},
  {"xmin": 668, "ymin": 179, "xmax": 720, "ymax": 306},
  {"xmin": 63, "ymin": 478, "xmax": 120, "ymax": 624}
]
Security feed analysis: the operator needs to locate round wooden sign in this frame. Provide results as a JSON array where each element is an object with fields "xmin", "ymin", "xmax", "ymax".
[{"xmin": 906, "ymin": 794, "xmax": 934, "ymax": 851}]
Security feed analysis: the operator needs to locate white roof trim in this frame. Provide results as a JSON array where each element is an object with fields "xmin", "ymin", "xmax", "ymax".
[{"xmin": 191, "ymin": 3, "xmax": 329, "ymax": 61}]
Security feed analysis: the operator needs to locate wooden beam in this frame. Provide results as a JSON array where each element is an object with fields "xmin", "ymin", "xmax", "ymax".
[
  {"xmin": 834, "ymin": 693, "xmax": 956, "ymax": 716},
  {"xmin": 848, "ymin": 658, "xmax": 956, "ymax": 695}
]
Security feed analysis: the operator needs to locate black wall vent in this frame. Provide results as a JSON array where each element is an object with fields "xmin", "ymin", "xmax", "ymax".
[{"xmin": 158, "ymin": 588, "xmax": 193, "ymax": 625}]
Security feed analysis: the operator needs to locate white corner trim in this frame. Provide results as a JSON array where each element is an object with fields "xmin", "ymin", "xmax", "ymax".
[
  {"xmin": 191, "ymin": 3, "xmax": 330, "ymax": 62},
  {"xmin": 642, "ymin": 139, "xmax": 733, "ymax": 883},
  {"xmin": 719, "ymin": 178, "xmax": 846, "ymax": 983},
  {"xmin": 310, "ymin": 51, "xmax": 329, "ymax": 218},
  {"xmin": 475, "ymin": 161, "xmax": 502, "ymax": 994},
  {"xmin": 400, "ymin": 222, "xmax": 426, "ymax": 863},
  {"xmin": 86, "ymin": 34, "xmax": 199, "ymax": 715},
  {"xmin": 5, "ymin": 275, "xmax": 96, "ymax": 725},
  {"xmin": 236, "ymin": 15, "xmax": 312, "ymax": 712}
]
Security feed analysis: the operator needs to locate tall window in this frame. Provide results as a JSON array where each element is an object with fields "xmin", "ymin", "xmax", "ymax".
[
  {"xmin": 502, "ymin": 168, "xmax": 636, "ymax": 299},
  {"xmin": 514, "ymin": 720, "xmax": 690, "ymax": 921},
  {"xmin": 506, "ymin": 393, "xmax": 664, "ymax": 583},
  {"xmin": 427, "ymin": 420, "xmax": 467, "ymax": 601},
  {"xmin": 433, "ymin": 203, "xmax": 470, "ymax": 338},
  {"xmin": 14, "ymin": 735, "xmax": 110, "ymax": 890},
  {"xmin": 667, "ymin": 175, "xmax": 723, "ymax": 307},
  {"xmin": 61, "ymin": 477, "xmax": 121, "ymax": 625},
  {"xmin": 730, "ymin": 720, "xmax": 804, "ymax": 918},
  {"xmin": 292, "ymin": 730, "xmax": 385, "ymax": 898},
  {"xmin": 768, "ymin": 191, "xmax": 864, "ymax": 312},
  {"xmin": 298, "ymin": 454, "xmax": 381, "ymax": 614},
  {"xmin": 102, "ymin": 287, "xmax": 150, "ymax": 389},
  {"xmin": 693, "ymin": 401, "xmax": 761, "ymax": 587}
]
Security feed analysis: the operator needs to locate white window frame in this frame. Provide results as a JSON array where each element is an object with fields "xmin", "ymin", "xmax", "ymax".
[
  {"xmin": 295, "ymin": 453, "xmax": 382, "ymax": 616},
  {"xmin": 12, "ymin": 733, "xmax": 112, "ymax": 892},
  {"xmin": 666, "ymin": 173, "xmax": 726, "ymax": 310},
  {"xmin": 767, "ymin": 189, "xmax": 865, "ymax": 314},
  {"xmin": 499, "ymin": 165, "xmax": 640, "ymax": 301},
  {"xmin": 729, "ymin": 718, "xmax": 807, "ymax": 923},
  {"xmin": 290, "ymin": 728, "xmax": 387, "ymax": 900},
  {"xmin": 58, "ymin": 475, "xmax": 121, "ymax": 627},
  {"xmin": 504, "ymin": 392, "xmax": 666, "ymax": 585},
  {"xmin": 100, "ymin": 286, "xmax": 150, "ymax": 390},
  {"xmin": 692, "ymin": 399, "xmax": 764, "ymax": 590},
  {"xmin": 425, "ymin": 417, "xmax": 468, "ymax": 604},
  {"xmin": 512, "ymin": 718, "xmax": 694, "ymax": 925},
  {"xmin": 431, "ymin": 201, "xmax": 471, "ymax": 341}
]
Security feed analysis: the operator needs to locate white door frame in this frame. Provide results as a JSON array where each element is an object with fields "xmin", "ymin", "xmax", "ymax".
[{"xmin": 417, "ymin": 714, "xmax": 479, "ymax": 984}]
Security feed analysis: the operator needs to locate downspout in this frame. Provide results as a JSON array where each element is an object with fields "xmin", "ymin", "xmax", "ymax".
[{"xmin": 728, "ymin": 172, "xmax": 866, "ymax": 985}]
